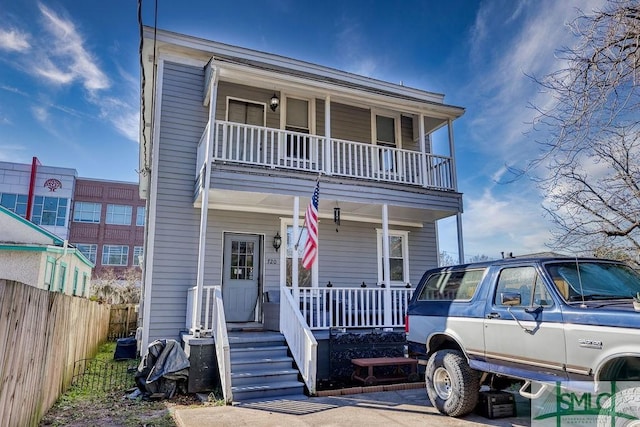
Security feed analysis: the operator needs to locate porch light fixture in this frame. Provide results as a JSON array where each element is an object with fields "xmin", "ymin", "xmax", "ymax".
[
  {"xmin": 269, "ymin": 93, "xmax": 280, "ymax": 111},
  {"xmin": 273, "ymin": 232, "xmax": 282, "ymax": 252}
]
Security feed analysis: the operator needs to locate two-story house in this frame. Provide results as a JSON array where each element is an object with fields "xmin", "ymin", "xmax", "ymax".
[{"xmin": 138, "ymin": 27, "xmax": 465, "ymax": 402}]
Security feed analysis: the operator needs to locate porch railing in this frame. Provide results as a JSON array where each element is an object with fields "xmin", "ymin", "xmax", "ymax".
[
  {"xmin": 196, "ymin": 121, "xmax": 454, "ymax": 191},
  {"xmin": 280, "ymin": 288, "xmax": 317, "ymax": 395},
  {"xmin": 298, "ymin": 287, "xmax": 413, "ymax": 330},
  {"xmin": 187, "ymin": 286, "xmax": 233, "ymax": 403}
]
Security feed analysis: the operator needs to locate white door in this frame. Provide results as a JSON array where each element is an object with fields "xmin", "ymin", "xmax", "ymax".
[{"xmin": 222, "ymin": 233, "xmax": 261, "ymax": 322}]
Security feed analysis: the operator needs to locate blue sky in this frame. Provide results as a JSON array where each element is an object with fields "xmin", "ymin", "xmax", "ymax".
[{"xmin": 0, "ymin": 0, "xmax": 606, "ymax": 260}]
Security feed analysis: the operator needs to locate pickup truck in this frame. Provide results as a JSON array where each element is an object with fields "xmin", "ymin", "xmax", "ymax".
[{"xmin": 406, "ymin": 256, "xmax": 640, "ymax": 417}]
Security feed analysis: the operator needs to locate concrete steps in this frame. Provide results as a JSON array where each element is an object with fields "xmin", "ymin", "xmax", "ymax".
[{"xmin": 228, "ymin": 330, "xmax": 306, "ymax": 402}]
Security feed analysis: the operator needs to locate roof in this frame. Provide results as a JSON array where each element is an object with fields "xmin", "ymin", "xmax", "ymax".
[{"xmin": 0, "ymin": 205, "xmax": 64, "ymax": 246}]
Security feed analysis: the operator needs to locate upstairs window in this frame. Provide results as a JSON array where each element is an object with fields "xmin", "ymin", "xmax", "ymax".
[
  {"xmin": 32, "ymin": 196, "xmax": 68, "ymax": 226},
  {"xmin": 106, "ymin": 204, "xmax": 132, "ymax": 225},
  {"xmin": 0, "ymin": 193, "xmax": 28, "ymax": 217},
  {"xmin": 285, "ymin": 97, "xmax": 311, "ymax": 160},
  {"xmin": 73, "ymin": 202, "xmax": 101, "ymax": 223},
  {"xmin": 136, "ymin": 206, "xmax": 146, "ymax": 226}
]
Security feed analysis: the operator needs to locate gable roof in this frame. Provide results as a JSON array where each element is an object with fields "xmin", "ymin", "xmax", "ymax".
[{"xmin": 0, "ymin": 205, "xmax": 64, "ymax": 246}]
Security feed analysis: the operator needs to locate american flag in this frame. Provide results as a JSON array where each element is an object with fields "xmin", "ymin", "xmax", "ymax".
[{"xmin": 302, "ymin": 181, "xmax": 319, "ymax": 269}]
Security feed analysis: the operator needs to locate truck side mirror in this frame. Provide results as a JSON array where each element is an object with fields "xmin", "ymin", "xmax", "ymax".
[{"xmin": 501, "ymin": 292, "xmax": 521, "ymax": 306}]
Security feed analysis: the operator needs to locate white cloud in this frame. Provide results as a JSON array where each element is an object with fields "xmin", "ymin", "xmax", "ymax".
[
  {"xmin": 0, "ymin": 144, "xmax": 27, "ymax": 161},
  {"xmin": 37, "ymin": 3, "xmax": 109, "ymax": 91},
  {"xmin": 0, "ymin": 28, "xmax": 30, "ymax": 51},
  {"xmin": 334, "ymin": 18, "xmax": 379, "ymax": 77}
]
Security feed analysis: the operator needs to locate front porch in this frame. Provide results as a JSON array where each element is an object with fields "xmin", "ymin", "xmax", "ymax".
[{"xmin": 186, "ymin": 285, "xmax": 413, "ymax": 403}]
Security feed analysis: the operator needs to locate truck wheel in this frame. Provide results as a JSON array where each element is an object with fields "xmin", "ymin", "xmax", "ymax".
[
  {"xmin": 596, "ymin": 387, "xmax": 640, "ymax": 426},
  {"xmin": 425, "ymin": 349, "xmax": 479, "ymax": 417}
]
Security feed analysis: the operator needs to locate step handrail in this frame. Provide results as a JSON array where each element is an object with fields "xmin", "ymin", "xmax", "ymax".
[
  {"xmin": 280, "ymin": 287, "xmax": 318, "ymax": 395},
  {"xmin": 211, "ymin": 285, "xmax": 233, "ymax": 403}
]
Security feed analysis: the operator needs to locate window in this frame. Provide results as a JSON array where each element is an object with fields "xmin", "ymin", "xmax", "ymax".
[
  {"xmin": 102, "ymin": 245, "xmax": 129, "ymax": 266},
  {"xmin": 72, "ymin": 268, "xmax": 79, "ymax": 295},
  {"xmin": 0, "ymin": 193, "xmax": 28, "ymax": 217},
  {"xmin": 73, "ymin": 202, "xmax": 101, "ymax": 223},
  {"xmin": 136, "ymin": 206, "xmax": 146, "ymax": 226},
  {"xmin": 81, "ymin": 273, "xmax": 88, "ymax": 297},
  {"xmin": 75, "ymin": 244, "xmax": 97, "ymax": 264},
  {"xmin": 229, "ymin": 240, "xmax": 255, "ymax": 280},
  {"xmin": 286, "ymin": 97, "xmax": 311, "ymax": 159},
  {"xmin": 58, "ymin": 263, "xmax": 67, "ymax": 293},
  {"xmin": 376, "ymin": 230, "xmax": 409, "ymax": 285},
  {"xmin": 373, "ymin": 113, "xmax": 400, "ymax": 172},
  {"xmin": 44, "ymin": 256, "xmax": 55, "ymax": 291},
  {"xmin": 494, "ymin": 267, "xmax": 552, "ymax": 307},
  {"xmin": 32, "ymin": 196, "xmax": 68, "ymax": 226},
  {"xmin": 285, "ymin": 224, "xmax": 312, "ymax": 288},
  {"xmin": 106, "ymin": 204, "xmax": 132, "ymax": 225},
  {"xmin": 418, "ymin": 269, "xmax": 485, "ymax": 301},
  {"xmin": 133, "ymin": 246, "xmax": 144, "ymax": 266},
  {"xmin": 228, "ymin": 99, "xmax": 265, "ymax": 126}
]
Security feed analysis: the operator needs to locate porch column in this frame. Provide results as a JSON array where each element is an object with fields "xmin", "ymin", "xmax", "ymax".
[
  {"xmin": 324, "ymin": 95, "xmax": 332, "ymax": 175},
  {"xmin": 457, "ymin": 213, "xmax": 465, "ymax": 264},
  {"xmin": 382, "ymin": 204, "xmax": 392, "ymax": 327},
  {"xmin": 193, "ymin": 67, "xmax": 218, "ymax": 332},
  {"xmin": 292, "ymin": 196, "xmax": 300, "ymax": 301},
  {"xmin": 419, "ymin": 114, "xmax": 428, "ymax": 188}
]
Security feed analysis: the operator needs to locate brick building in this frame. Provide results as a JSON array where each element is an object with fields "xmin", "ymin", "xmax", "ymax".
[{"xmin": 69, "ymin": 178, "xmax": 145, "ymax": 279}]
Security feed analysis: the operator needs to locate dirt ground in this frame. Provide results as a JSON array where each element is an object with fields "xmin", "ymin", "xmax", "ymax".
[{"xmin": 40, "ymin": 390, "xmax": 204, "ymax": 427}]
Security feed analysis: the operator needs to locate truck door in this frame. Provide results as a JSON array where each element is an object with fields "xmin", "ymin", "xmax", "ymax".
[{"xmin": 483, "ymin": 265, "xmax": 568, "ymax": 382}]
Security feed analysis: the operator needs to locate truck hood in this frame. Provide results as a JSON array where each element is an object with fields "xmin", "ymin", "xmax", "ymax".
[{"xmin": 563, "ymin": 300, "xmax": 640, "ymax": 328}]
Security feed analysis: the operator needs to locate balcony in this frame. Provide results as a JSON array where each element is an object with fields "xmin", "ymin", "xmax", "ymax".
[{"xmin": 197, "ymin": 121, "xmax": 455, "ymax": 191}]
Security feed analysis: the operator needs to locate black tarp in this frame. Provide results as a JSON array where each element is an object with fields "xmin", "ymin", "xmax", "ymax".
[{"xmin": 135, "ymin": 339, "xmax": 190, "ymax": 398}]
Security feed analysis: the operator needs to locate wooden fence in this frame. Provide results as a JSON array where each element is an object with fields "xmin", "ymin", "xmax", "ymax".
[
  {"xmin": 108, "ymin": 304, "xmax": 138, "ymax": 341},
  {"xmin": 0, "ymin": 280, "xmax": 110, "ymax": 427}
]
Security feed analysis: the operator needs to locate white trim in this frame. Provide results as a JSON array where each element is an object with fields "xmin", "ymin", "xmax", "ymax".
[
  {"xmin": 144, "ymin": 27, "xmax": 452, "ymax": 105},
  {"xmin": 376, "ymin": 228, "xmax": 410, "ymax": 286},
  {"xmin": 141, "ymin": 57, "xmax": 165, "ymax": 352}
]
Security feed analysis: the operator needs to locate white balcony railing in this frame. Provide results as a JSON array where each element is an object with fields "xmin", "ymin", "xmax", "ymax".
[{"xmin": 196, "ymin": 121, "xmax": 454, "ymax": 191}]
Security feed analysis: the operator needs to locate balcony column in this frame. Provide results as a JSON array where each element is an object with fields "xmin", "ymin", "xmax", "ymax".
[
  {"xmin": 382, "ymin": 204, "xmax": 392, "ymax": 327},
  {"xmin": 447, "ymin": 118, "xmax": 458, "ymax": 191},
  {"xmin": 418, "ymin": 114, "xmax": 427, "ymax": 188},
  {"xmin": 324, "ymin": 95, "xmax": 332, "ymax": 175},
  {"xmin": 192, "ymin": 67, "xmax": 218, "ymax": 333}
]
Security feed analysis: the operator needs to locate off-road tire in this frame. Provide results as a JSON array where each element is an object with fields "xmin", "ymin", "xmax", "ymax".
[{"xmin": 425, "ymin": 349, "xmax": 479, "ymax": 417}]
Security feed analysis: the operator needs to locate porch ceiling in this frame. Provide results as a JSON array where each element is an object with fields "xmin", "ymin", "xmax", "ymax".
[{"xmin": 195, "ymin": 189, "xmax": 456, "ymax": 226}]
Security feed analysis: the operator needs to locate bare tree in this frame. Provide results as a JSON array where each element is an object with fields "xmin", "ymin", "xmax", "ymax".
[
  {"xmin": 439, "ymin": 251, "xmax": 457, "ymax": 267},
  {"xmin": 91, "ymin": 267, "xmax": 141, "ymax": 304},
  {"xmin": 530, "ymin": 0, "xmax": 640, "ymax": 263}
]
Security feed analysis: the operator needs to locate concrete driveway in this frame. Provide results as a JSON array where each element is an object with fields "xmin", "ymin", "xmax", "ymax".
[{"xmin": 173, "ymin": 388, "xmax": 531, "ymax": 427}]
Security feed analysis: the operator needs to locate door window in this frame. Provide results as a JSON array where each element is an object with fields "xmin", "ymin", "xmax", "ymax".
[{"xmin": 230, "ymin": 240, "xmax": 255, "ymax": 280}]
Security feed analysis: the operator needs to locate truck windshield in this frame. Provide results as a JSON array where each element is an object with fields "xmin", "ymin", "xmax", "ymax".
[{"xmin": 544, "ymin": 261, "xmax": 640, "ymax": 301}]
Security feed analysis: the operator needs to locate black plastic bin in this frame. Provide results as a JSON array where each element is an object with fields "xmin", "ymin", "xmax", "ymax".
[{"xmin": 114, "ymin": 337, "xmax": 137, "ymax": 360}]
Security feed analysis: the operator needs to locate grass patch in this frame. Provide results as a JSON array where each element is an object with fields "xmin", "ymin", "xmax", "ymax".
[{"xmin": 40, "ymin": 341, "xmax": 198, "ymax": 427}]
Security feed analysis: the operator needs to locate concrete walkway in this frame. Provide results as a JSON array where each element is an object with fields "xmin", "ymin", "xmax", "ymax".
[{"xmin": 173, "ymin": 387, "xmax": 531, "ymax": 427}]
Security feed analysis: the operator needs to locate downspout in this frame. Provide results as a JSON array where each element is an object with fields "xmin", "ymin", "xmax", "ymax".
[
  {"xmin": 193, "ymin": 66, "xmax": 219, "ymax": 332},
  {"xmin": 26, "ymin": 156, "xmax": 40, "ymax": 220}
]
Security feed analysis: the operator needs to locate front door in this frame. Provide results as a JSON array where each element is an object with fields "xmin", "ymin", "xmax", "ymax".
[{"xmin": 222, "ymin": 233, "xmax": 261, "ymax": 322}]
